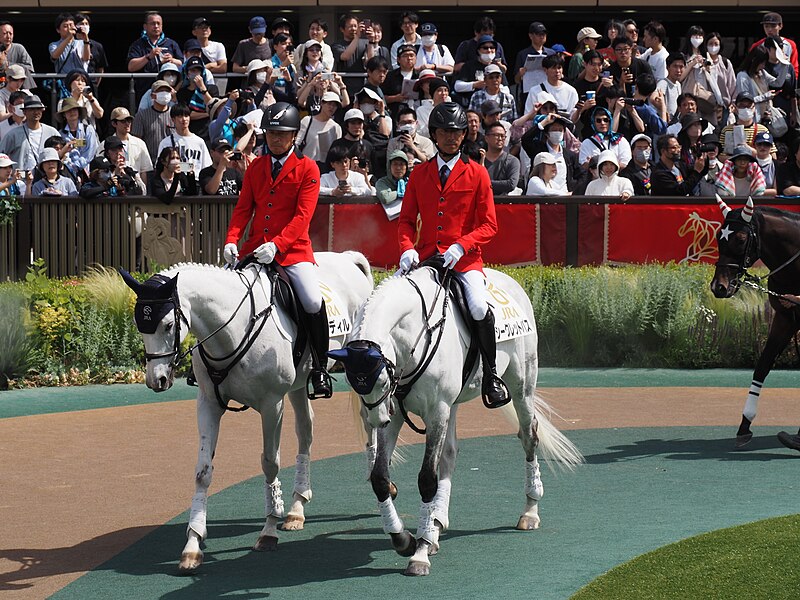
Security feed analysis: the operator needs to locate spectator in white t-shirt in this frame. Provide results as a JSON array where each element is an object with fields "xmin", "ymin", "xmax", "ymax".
[
  {"xmin": 189, "ymin": 17, "xmax": 227, "ymax": 79},
  {"xmin": 156, "ymin": 103, "xmax": 212, "ymax": 172},
  {"xmin": 295, "ymin": 91, "xmax": 342, "ymax": 162},
  {"xmin": 390, "ymin": 12, "xmax": 421, "ymax": 69},
  {"xmin": 524, "ymin": 54, "xmax": 578, "ymax": 117},
  {"xmin": 415, "ymin": 23, "xmax": 454, "ymax": 76},
  {"xmin": 656, "ymin": 53, "xmax": 685, "ymax": 120},
  {"xmin": 641, "ymin": 21, "xmax": 669, "ymax": 82}
]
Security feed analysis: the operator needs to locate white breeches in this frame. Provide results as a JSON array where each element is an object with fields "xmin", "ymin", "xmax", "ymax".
[
  {"xmin": 455, "ymin": 270, "xmax": 489, "ymax": 321},
  {"xmin": 284, "ymin": 262, "xmax": 322, "ymax": 313}
]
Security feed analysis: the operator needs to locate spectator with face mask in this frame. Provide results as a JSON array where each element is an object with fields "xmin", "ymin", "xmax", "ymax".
[
  {"xmin": 49, "ymin": 13, "xmax": 90, "ymax": 79},
  {"xmin": 415, "ymin": 23, "xmax": 454, "ymax": 76},
  {"xmin": 0, "ymin": 64, "xmax": 27, "ymax": 121},
  {"xmin": 387, "ymin": 106, "xmax": 436, "ymax": 165},
  {"xmin": 0, "ymin": 21, "xmax": 35, "ymax": 89},
  {"xmin": 0, "ymin": 153, "xmax": 28, "ymax": 197},
  {"xmin": 453, "ymin": 17, "xmax": 507, "ymax": 74},
  {"xmin": 177, "ymin": 56, "xmax": 218, "ymax": 139},
  {"xmin": 127, "ymin": 11, "xmax": 184, "ymax": 104},
  {"xmin": 749, "ymin": 12, "xmax": 797, "ymax": 79},
  {"xmin": 717, "ymin": 92, "xmax": 776, "ymax": 158},
  {"xmin": 0, "ymin": 95, "xmax": 59, "ymax": 172},
  {"xmin": 621, "ymin": 133, "xmax": 653, "ymax": 196},
  {"xmin": 0, "ymin": 91, "xmax": 27, "ymax": 142},
  {"xmin": 454, "ymin": 36, "xmax": 508, "ymax": 110},
  {"xmin": 521, "ymin": 114, "xmax": 580, "ymax": 194},
  {"xmin": 132, "ymin": 80, "xmax": 175, "ymax": 164},
  {"xmin": 72, "ymin": 13, "xmax": 108, "ymax": 82}
]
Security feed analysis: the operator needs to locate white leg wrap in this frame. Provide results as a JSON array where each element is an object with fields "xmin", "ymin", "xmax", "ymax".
[
  {"xmin": 187, "ymin": 491, "xmax": 208, "ymax": 540},
  {"xmin": 743, "ymin": 380, "xmax": 763, "ymax": 421},
  {"xmin": 432, "ymin": 479, "xmax": 452, "ymax": 531},
  {"xmin": 265, "ymin": 479, "xmax": 285, "ymax": 519},
  {"xmin": 377, "ymin": 497, "xmax": 404, "ymax": 534},
  {"xmin": 525, "ymin": 458, "xmax": 544, "ymax": 501},
  {"xmin": 365, "ymin": 444, "xmax": 377, "ymax": 480},
  {"xmin": 293, "ymin": 454, "xmax": 312, "ymax": 502},
  {"xmin": 416, "ymin": 501, "xmax": 440, "ymax": 550}
]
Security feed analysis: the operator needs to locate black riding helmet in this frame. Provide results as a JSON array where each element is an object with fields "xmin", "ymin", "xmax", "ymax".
[
  {"xmin": 428, "ymin": 102, "xmax": 468, "ymax": 134},
  {"xmin": 261, "ymin": 102, "xmax": 301, "ymax": 132}
]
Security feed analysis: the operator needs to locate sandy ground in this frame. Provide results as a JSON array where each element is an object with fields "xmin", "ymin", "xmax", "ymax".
[{"xmin": 2, "ymin": 386, "xmax": 800, "ymax": 598}]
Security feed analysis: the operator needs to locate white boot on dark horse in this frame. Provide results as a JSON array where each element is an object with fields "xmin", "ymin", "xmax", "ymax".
[
  {"xmin": 123, "ymin": 255, "xmax": 372, "ymax": 574},
  {"xmin": 330, "ymin": 266, "xmax": 583, "ymax": 576},
  {"xmin": 711, "ymin": 196, "xmax": 800, "ymax": 449}
]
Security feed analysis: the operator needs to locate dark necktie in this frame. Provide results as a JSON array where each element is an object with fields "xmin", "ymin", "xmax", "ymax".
[
  {"xmin": 272, "ymin": 159, "xmax": 282, "ymax": 180},
  {"xmin": 439, "ymin": 164, "xmax": 450, "ymax": 188}
]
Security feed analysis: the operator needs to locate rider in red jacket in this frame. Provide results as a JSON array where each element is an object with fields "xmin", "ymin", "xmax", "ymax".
[
  {"xmin": 397, "ymin": 102, "xmax": 510, "ymax": 408},
  {"xmin": 224, "ymin": 103, "xmax": 332, "ymax": 399}
]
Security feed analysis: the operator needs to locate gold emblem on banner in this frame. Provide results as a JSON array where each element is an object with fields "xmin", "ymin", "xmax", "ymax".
[{"xmin": 678, "ymin": 212, "xmax": 721, "ymax": 264}]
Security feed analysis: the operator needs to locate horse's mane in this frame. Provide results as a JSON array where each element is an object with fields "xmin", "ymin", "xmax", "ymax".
[
  {"xmin": 757, "ymin": 205, "xmax": 800, "ymax": 224},
  {"xmin": 354, "ymin": 268, "xmax": 436, "ymax": 338},
  {"xmin": 160, "ymin": 262, "xmax": 232, "ymax": 277}
]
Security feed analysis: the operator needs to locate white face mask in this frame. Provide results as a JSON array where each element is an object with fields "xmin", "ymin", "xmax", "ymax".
[
  {"xmin": 12, "ymin": 105, "xmax": 25, "ymax": 117},
  {"xmin": 255, "ymin": 71, "xmax": 267, "ymax": 84},
  {"xmin": 155, "ymin": 91, "xmax": 172, "ymax": 106},
  {"xmin": 397, "ymin": 123, "xmax": 416, "ymax": 136},
  {"xmin": 82, "ymin": 26, "xmax": 91, "ymax": 35},
  {"xmin": 163, "ymin": 74, "xmax": 178, "ymax": 86},
  {"xmin": 547, "ymin": 131, "xmax": 563, "ymax": 146},
  {"xmin": 479, "ymin": 52, "xmax": 495, "ymax": 64},
  {"xmin": 757, "ymin": 156, "xmax": 773, "ymax": 167},
  {"xmin": 707, "ymin": 44, "xmax": 720, "ymax": 55},
  {"xmin": 360, "ymin": 102, "xmax": 376, "ymax": 116},
  {"xmin": 690, "ymin": 36, "xmax": 704, "ymax": 49},
  {"xmin": 708, "ymin": 157, "xmax": 719, "ymax": 168},
  {"xmin": 421, "ymin": 35, "xmax": 436, "ymax": 47},
  {"xmin": 738, "ymin": 107, "xmax": 754, "ymax": 122},
  {"xmin": 634, "ymin": 148, "xmax": 651, "ymax": 163},
  {"xmin": 168, "ymin": 159, "xmax": 180, "ymax": 168}
]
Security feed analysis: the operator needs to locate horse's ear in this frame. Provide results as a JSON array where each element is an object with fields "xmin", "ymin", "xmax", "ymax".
[
  {"xmin": 742, "ymin": 196, "xmax": 754, "ymax": 223},
  {"xmin": 715, "ymin": 194, "xmax": 731, "ymax": 218},
  {"xmin": 327, "ymin": 348, "xmax": 351, "ymax": 364},
  {"xmin": 163, "ymin": 273, "xmax": 179, "ymax": 296},
  {"xmin": 118, "ymin": 268, "xmax": 143, "ymax": 296}
]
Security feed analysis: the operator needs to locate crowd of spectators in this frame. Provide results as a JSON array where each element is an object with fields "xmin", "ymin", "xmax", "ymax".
[{"xmin": 0, "ymin": 10, "xmax": 799, "ymax": 202}]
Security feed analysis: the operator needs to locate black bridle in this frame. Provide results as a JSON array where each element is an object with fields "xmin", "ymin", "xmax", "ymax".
[
  {"xmin": 139, "ymin": 275, "xmax": 190, "ymax": 365},
  {"xmin": 715, "ymin": 217, "xmax": 761, "ymax": 293}
]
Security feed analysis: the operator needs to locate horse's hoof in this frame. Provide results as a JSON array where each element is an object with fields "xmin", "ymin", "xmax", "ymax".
[
  {"xmin": 516, "ymin": 515, "xmax": 541, "ymax": 530},
  {"xmin": 253, "ymin": 535, "xmax": 278, "ymax": 552},
  {"xmin": 280, "ymin": 514, "xmax": 305, "ymax": 531},
  {"xmin": 403, "ymin": 560, "xmax": 430, "ymax": 576},
  {"xmin": 178, "ymin": 551, "xmax": 203, "ymax": 574},
  {"xmin": 735, "ymin": 433, "xmax": 753, "ymax": 449},
  {"xmin": 390, "ymin": 531, "xmax": 416, "ymax": 557},
  {"xmin": 389, "ymin": 481, "xmax": 398, "ymax": 500},
  {"xmin": 777, "ymin": 431, "xmax": 800, "ymax": 452}
]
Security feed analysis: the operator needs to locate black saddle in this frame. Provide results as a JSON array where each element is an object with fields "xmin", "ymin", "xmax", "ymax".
[{"xmin": 416, "ymin": 256, "xmax": 481, "ymax": 389}]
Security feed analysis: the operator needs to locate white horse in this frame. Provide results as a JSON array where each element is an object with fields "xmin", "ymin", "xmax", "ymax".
[
  {"xmin": 330, "ymin": 265, "xmax": 583, "ymax": 576},
  {"xmin": 120, "ymin": 252, "xmax": 373, "ymax": 574}
]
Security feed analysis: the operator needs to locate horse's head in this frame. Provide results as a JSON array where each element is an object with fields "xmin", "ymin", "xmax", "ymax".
[
  {"xmin": 120, "ymin": 269, "xmax": 188, "ymax": 392},
  {"xmin": 328, "ymin": 340, "xmax": 395, "ymax": 428},
  {"xmin": 711, "ymin": 196, "xmax": 759, "ymax": 299}
]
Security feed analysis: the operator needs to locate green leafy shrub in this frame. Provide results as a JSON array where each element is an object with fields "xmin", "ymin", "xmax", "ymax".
[{"xmin": 0, "ymin": 288, "xmax": 33, "ymax": 388}]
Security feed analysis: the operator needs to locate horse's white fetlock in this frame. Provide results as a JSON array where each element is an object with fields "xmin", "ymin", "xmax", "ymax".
[
  {"xmin": 187, "ymin": 492, "xmax": 208, "ymax": 540},
  {"xmin": 265, "ymin": 479, "xmax": 285, "ymax": 519},
  {"xmin": 416, "ymin": 501, "xmax": 440, "ymax": 552},
  {"xmin": 378, "ymin": 497, "xmax": 404, "ymax": 534},
  {"xmin": 432, "ymin": 480, "xmax": 452, "ymax": 531},
  {"xmin": 293, "ymin": 454, "xmax": 312, "ymax": 502}
]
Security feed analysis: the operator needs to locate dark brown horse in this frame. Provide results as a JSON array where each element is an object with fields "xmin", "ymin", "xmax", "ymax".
[{"xmin": 711, "ymin": 196, "xmax": 800, "ymax": 450}]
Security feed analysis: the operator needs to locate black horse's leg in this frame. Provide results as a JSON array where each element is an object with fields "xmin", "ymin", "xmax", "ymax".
[{"xmin": 737, "ymin": 311, "xmax": 798, "ymax": 447}]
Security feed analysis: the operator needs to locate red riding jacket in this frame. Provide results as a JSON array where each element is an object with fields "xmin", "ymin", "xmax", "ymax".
[
  {"xmin": 225, "ymin": 152, "xmax": 320, "ymax": 266},
  {"xmin": 398, "ymin": 155, "xmax": 498, "ymax": 272}
]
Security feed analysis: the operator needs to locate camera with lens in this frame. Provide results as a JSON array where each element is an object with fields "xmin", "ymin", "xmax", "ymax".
[
  {"xmin": 238, "ymin": 89, "xmax": 255, "ymax": 101},
  {"xmin": 286, "ymin": 44, "xmax": 295, "ymax": 54},
  {"xmin": 697, "ymin": 142, "xmax": 717, "ymax": 153},
  {"xmin": 623, "ymin": 98, "xmax": 645, "ymax": 106},
  {"xmin": 0, "ymin": 43, "xmax": 7, "ymax": 53}
]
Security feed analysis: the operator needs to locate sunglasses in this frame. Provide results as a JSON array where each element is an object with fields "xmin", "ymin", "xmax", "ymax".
[{"xmin": 595, "ymin": 117, "xmax": 610, "ymax": 123}]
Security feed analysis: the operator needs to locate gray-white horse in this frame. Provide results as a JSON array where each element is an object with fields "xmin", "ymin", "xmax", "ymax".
[
  {"xmin": 121, "ymin": 252, "xmax": 373, "ymax": 573},
  {"xmin": 330, "ymin": 265, "xmax": 583, "ymax": 576}
]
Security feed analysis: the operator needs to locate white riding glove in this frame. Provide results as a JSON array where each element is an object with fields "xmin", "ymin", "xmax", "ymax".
[
  {"xmin": 223, "ymin": 243, "xmax": 239, "ymax": 265},
  {"xmin": 254, "ymin": 241, "xmax": 278, "ymax": 264},
  {"xmin": 442, "ymin": 243, "xmax": 465, "ymax": 269},
  {"xmin": 399, "ymin": 248, "xmax": 420, "ymax": 272}
]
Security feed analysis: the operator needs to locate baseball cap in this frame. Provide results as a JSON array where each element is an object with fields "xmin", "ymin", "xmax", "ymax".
[
  {"xmin": 536, "ymin": 90, "xmax": 558, "ymax": 107},
  {"xmin": 754, "ymin": 131, "xmax": 774, "ymax": 146},
  {"xmin": 249, "ymin": 16, "xmax": 267, "ymax": 34},
  {"xmin": 484, "ymin": 63, "xmax": 502, "ymax": 75},
  {"xmin": 0, "ymin": 154, "xmax": 16, "ymax": 168},
  {"xmin": 577, "ymin": 27, "xmax": 602, "ymax": 42},
  {"xmin": 552, "ymin": 44, "xmax": 570, "ymax": 56},
  {"xmin": 110, "ymin": 107, "xmax": 132, "ymax": 122},
  {"xmin": 104, "ymin": 135, "xmax": 125, "ymax": 151},
  {"xmin": 304, "ymin": 39, "xmax": 322, "ymax": 50},
  {"xmin": 344, "ymin": 108, "xmax": 365, "ymax": 122},
  {"xmin": 630, "ymin": 133, "xmax": 652, "ymax": 147},
  {"xmin": 481, "ymin": 100, "xmax": 503, "ymax": 116},
  {"xmin": 761, "ymin": 12, "xmax": 782, "ymax": 25},
  {"xmin": 23, "ymin": 95, "xmax": 45, "ymax": 110},
  {"xmin": 271, "ymin": 17, "xmax": 291, "ymax": 31},
  {"xmin": 735, "ymin": 91, "xmax": 755, "ymax": 105},
  {"xmin": 321, "ymin": 91, "xmax": 342, "ymax": 104},
  {"xmin": 420, "ymin": 23, "xmax": 438, "ymax": 35},
  {"xmin": 357, "ymin": 87, "xmax": 382, "ymax": 102},
  {"xmin": 211, "ymin": 138, "xmax": 232, "ymax": 151},
  {"xmin": 397, "ymin": 44, "xmax": 416, "ymax": 57},
  {"xmin": 476, "ymin": 35, "xmax": 496, "ymax": 48},
  {"xmin": 529, "ymin": 22, "xmax": 547, "ymax": 35},
  {"xmin": 730, "ymin": 145, "xmax": 756, "ymax": 162},
  {"xmin": 192, "ymin": 17, "xmax": 210, "ymax": 29},
  {"xmin": 184, "ymin": 56, "xmax": 204, "ymax": 72},
  {"xmin": 6, "ymin": 64, "xmax": 26, "ymax": 80},
  {"xmin": 533, "ymin": 152, "xmax": 557, "ymax": 167},
  {"xmin": 184, "ymin": 39, "xmax": 202, "ymax": 53},
  {"xmin": 90, "ymin": 156, "xmax": 113, "ymax": 171},
  {"xmin": 151, "ymin": 79, "xmax": 173, "ymax": 92}
]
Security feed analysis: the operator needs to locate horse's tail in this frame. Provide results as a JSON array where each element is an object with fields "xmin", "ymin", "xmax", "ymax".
[
  {"xmin": 499, "ymin": 395, "xmax": 584, "ymax": 471},
  {"xmin": 344, "ymin": 251, "xmax": 374, "ymax": 289}
]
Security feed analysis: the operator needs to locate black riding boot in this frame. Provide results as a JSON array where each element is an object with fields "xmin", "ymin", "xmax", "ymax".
[
  {"xmin": 306, "ymin": 301, "xmax": 333, "ymax": 399},
  {"xmin": 475, "ymin": 309, "xmax": 511, "ymax": 409}
]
